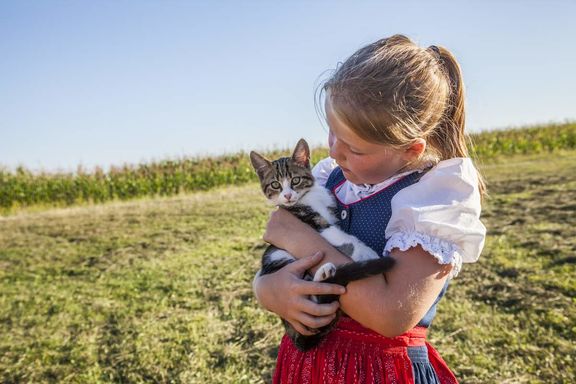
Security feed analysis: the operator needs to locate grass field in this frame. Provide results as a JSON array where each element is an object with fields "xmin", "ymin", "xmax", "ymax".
[{"xmin": 1, "ymin": 151, "xmax": 575, "ymax": 383}]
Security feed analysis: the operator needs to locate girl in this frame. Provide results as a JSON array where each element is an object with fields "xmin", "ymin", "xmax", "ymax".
[{"xmin": 253, "ymin": 34, "xmax": 486, "ymax": 383}]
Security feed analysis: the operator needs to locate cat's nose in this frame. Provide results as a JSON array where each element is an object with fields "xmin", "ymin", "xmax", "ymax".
[{"xmin": 284, "ymin": 192, "xmax": 292, "ymax": 200}]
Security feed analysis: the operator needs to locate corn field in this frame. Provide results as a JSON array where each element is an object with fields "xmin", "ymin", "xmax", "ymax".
[
  {"xmin": 1, "ymin": 122, "xmax": 574, "ymax": 211},
  {"xmin": 469, "ymin": 122, "xmax": 576, "ymax": 159}
]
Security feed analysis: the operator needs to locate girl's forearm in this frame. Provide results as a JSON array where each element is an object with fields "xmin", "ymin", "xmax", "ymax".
[
  {"xmin": 343, "ymin": 247, "xmax": 451, "ymax": 337},
  {"xmin": 285, "ymin": 227, "xmax": 351, "ymax": 266}
]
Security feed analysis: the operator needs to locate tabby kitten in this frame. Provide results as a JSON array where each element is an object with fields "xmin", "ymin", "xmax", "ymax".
[{"xmin": 250, "ymin": 138, "xmax": 395, "ymax": 351}]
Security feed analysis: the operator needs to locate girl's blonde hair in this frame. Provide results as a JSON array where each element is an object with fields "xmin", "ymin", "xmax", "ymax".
[{"xmin": 321, "ymin": 34, "xmax": 486, "ymax": 196}]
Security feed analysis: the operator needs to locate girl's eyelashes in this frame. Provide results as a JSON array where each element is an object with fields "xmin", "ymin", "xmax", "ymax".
[{"xmin": 349, "ymin": 148, "xmax": 365, "ymax": 155}]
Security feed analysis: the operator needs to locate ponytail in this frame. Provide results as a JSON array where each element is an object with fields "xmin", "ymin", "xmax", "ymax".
[{"xmin": 429, "ymin": 45, "xmax": 487, "ymax": 197}]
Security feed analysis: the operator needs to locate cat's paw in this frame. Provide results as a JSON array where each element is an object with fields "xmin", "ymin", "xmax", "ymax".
[{"xmin": 313, "ymin": 262, "xmax": 337, "ymax": 282}]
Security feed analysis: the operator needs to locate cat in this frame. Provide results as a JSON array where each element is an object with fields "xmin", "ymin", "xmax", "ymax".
[{"xmin": 250, "ymin": 138, "xmax": 395, "ymax": 351}]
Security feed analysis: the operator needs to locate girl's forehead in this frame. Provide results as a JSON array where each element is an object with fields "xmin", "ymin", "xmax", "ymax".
[
  {"xmin": 325, "ymin": 100, "xmax": 352, "ymax": 137},
  {"xmin": 326, "ymin": 102, "xmax": 382, "ymax": 151},
  {"xmin": 324, "ymin": 95, "xmax": 360, "ymax": 136}
]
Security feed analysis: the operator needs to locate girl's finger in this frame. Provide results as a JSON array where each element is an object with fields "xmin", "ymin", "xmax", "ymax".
[
  {"xmin": 296, "ymin": 280, "xmax": 346, "ymax": 296},
  {"xmin": 300, "ymin": 299, "xmax": 340, "ymax": 317},
  {"xmin": 285, "ymin": 251, "xmax": 325, "ymax": 274},
  {"xmin": 298, "ymin": 312, "xmax": 337, "ymax": 330}
]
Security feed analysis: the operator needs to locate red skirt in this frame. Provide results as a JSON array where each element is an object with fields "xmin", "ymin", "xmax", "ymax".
[{"xmin": 273, "ymin": 317, "xmax": 458, "ymax": 384}]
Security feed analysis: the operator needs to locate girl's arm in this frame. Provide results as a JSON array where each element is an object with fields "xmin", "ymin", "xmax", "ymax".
[{"xmin": 263, "ymin": 208, "xmax": 451, "ymax": 337}]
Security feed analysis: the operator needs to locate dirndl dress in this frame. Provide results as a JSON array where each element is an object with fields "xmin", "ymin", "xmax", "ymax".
[
  {"xmin": 272, "ymin": 317, "xmax": 458, "ymax": 384},
  {"xmin": 271, "ymin": 167, "xmax": 462, "ymax": 383}
]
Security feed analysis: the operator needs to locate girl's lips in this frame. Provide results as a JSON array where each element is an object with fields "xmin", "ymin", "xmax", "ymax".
[{"xmin": 336, "ymin": 162, "xmax": 352, "ymax": 175}]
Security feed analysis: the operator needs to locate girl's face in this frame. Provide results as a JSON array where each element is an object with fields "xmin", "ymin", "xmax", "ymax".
[{"xmin": 326, "ymin": 100, "xmax": 411, "ymax": 185}]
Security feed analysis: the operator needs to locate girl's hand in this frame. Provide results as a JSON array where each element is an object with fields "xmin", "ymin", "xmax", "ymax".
[
  {"xmin": 263, "ymin": 208, "xmax": 317, "ymax": 253},
  {"xmin": 254, "ymin": 252, "xmax": 346, "ymax": 335}
]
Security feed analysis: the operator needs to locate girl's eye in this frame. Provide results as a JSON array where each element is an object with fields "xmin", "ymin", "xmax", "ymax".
[
  {"xmin": 291, "ymin": 177, "xmax": 301, "ymax": 186},
  {"xmin": 350, "ymin": 149, "xmax": 364, "ymax": 156},
  {"xmin": 271, "ymin": 181, "xmax": 281, "ymax": 189}
]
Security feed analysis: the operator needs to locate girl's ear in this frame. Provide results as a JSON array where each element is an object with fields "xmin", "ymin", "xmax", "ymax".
[
  {"xmin": 292, "ymin": 139, "xmax": 311, "ymax": 169},
  {"xmin": 250, "ymin": 151, "xmax": 272, "ymax": 179},
  {"xmin": 403, "ymin": 138, "xmax": 427, "ymax": 162}
]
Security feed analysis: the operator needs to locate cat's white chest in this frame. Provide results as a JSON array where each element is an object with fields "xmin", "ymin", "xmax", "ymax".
[
  {"xmin": 301, "ymin": 186, "xmax": 380, "ymax": 262},
  {"xmin": 299, "ymin": 186, "xmax": 338, "ymax": 225}
]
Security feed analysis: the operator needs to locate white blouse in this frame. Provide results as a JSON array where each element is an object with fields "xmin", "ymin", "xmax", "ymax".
[{"xmin": 312, "ymin": 157, "xmax": 486, "ymax": 277}]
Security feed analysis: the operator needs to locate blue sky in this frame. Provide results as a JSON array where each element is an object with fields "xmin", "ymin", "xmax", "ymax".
[{"xmin": 1, "ymin": 0, "xmax": 575, "ymax": 172}]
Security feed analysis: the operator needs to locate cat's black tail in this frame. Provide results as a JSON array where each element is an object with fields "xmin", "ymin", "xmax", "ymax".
[
  {"xmin": 315, "ymin": 257, "xmax": 395, "ymax": 304},
  {"xmin": 326, "ymin": 257, "xmax": 395, "ymax": 285}
]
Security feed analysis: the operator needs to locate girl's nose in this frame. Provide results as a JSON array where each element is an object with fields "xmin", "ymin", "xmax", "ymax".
[{"xmin": 329, "ymin": 138, "xmax": 344, "ymax": 161}]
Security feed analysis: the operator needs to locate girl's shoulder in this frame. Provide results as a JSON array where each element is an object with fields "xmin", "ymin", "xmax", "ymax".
[
  {"xmin": 417, "ymin": 157, "xmax": 481, "ymax": 202},
  {"xmin": 385, "ymin": 157, "xmax": 486, "ymax": 277}
]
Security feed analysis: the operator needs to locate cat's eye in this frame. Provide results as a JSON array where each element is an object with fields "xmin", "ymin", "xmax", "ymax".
[
  {"xmin": 291, "ymin": 177, "xmax": 301, "ymax": 186},
  {"xmin": 270, "ymin": 181, "xmax": 281, "ymax": 189}
]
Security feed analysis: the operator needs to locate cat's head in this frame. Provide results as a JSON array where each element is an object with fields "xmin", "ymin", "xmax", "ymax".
[{"xmin": 250, "ymin": 139, "xmax": 314, "ymax": 207}]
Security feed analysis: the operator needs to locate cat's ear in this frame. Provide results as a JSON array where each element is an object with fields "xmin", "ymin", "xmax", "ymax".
[
  {"xmin": 292, "ymin": 139, "xmax": 310, "ymax": 169},
  {"xmin": 250, "ymin": 151, "xmax": 272, "ymax": 179}
]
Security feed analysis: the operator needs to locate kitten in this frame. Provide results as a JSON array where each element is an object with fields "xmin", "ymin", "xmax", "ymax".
[{"xmin": 250, "ymin": 138, "xmax": 395, "ymax": 351}]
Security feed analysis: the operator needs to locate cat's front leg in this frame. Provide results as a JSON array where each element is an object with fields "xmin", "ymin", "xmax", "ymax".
[
  {"xmin": 320, "ymin": 226, "xmax": 379, "ymax": 262},
  {"xmin": 348, "ymin": 241, "xmax": 380, "ymax": 262},
  {"xmin": 261, "ymin": 247, "xmax": 297, "ymax": 275}
]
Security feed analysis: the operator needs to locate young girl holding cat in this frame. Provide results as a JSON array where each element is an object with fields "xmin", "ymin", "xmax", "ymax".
[{"xmin": 253, "ymin": 34, "xmax": 486, "ymax": 383}]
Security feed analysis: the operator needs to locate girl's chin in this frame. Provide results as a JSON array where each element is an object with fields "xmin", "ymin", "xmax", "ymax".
[{"xmin": 341, "ymin": 169, "xmax": 374, "ymax": 185}]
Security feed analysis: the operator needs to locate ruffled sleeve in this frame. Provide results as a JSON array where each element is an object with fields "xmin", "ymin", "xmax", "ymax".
[{"xmin": 384, "ymin": 158, "xmax": 486, "ymax": 277}]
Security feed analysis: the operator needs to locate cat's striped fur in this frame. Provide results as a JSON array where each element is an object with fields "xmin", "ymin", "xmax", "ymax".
[{"xmin": 250, "ymin": 138, "xmax": 395, "ymax": 351}]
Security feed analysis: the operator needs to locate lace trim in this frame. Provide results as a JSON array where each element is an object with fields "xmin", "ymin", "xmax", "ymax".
[{"xmin": 384, "ymin": 231, "xmax": 463, "ymax": 278}]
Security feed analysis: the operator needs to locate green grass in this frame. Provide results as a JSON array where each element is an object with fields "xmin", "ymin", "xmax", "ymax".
[
  {"xmin": 1, "ymin": 122, "xmax": 575, "ymax": 212},
  {"xmin": 1, "ymin": 151, "xmax": 575, "ymax": 383},
  {"xmin": 0, "ymin": 188, "xmax": 276, "ymax": 383}
]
